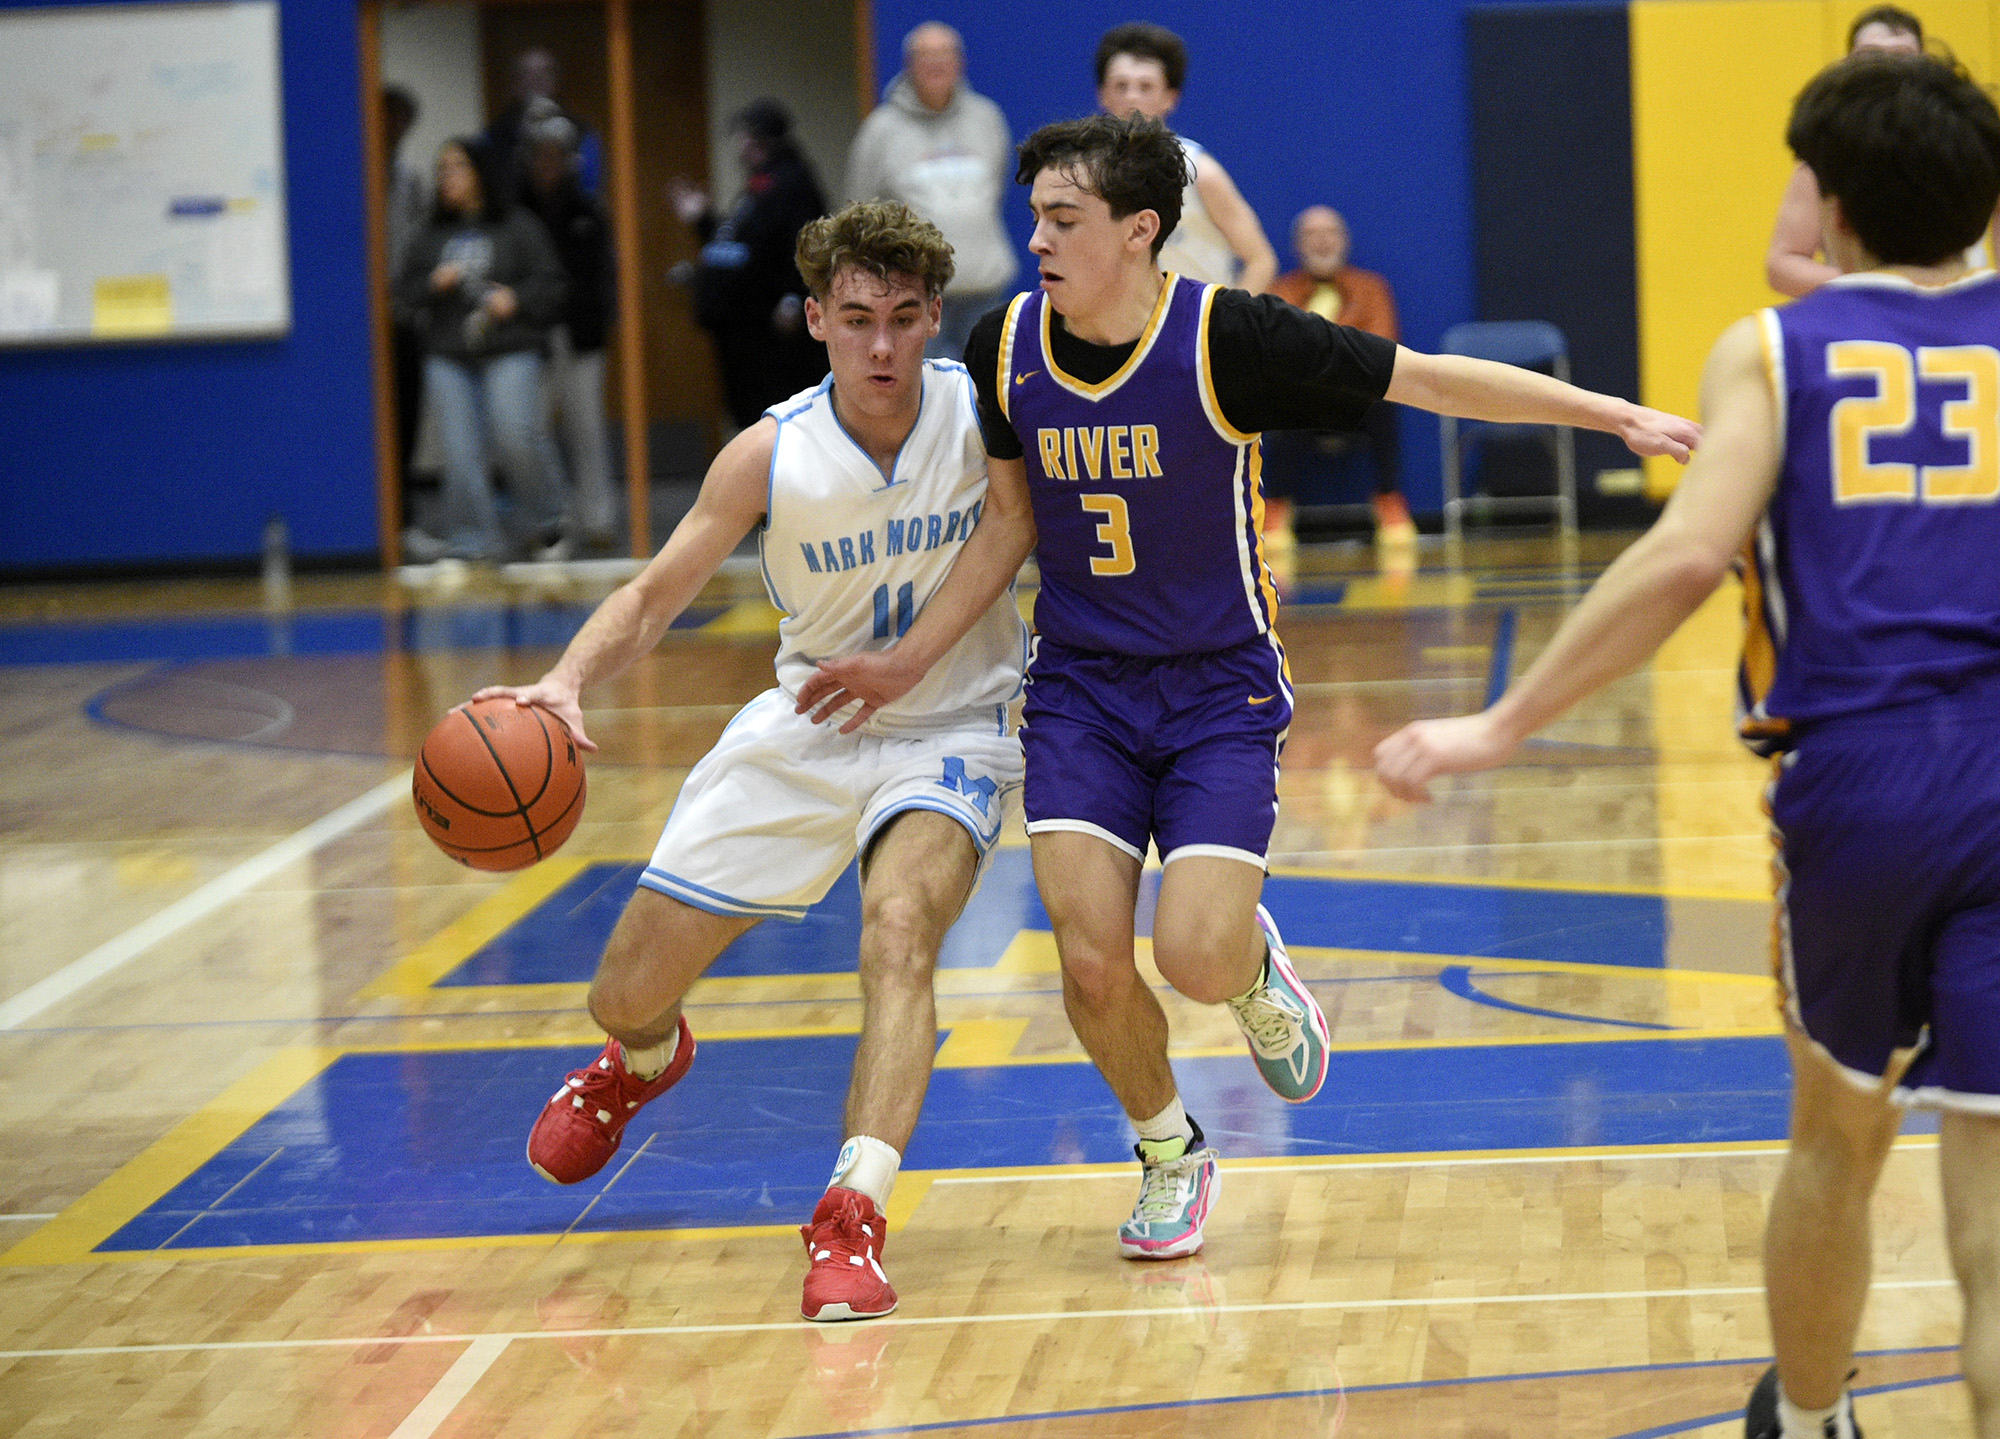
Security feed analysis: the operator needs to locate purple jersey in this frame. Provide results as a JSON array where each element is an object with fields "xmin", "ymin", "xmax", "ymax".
[
  {"xmin": 1740, "ymin": 270, "xmax": 2000, "ymax": 753},
  {"xmin": 997, "ymin": 277, "xmax": 1281, "ymax": 656}
]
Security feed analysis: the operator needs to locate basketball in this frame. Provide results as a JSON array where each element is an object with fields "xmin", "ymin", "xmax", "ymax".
[{"xmin": 412, "ymin": 698, "xmax": 586, "ymax": 870}]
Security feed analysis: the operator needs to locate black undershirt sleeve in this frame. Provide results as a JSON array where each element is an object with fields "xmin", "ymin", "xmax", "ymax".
[
  {"xmin": 1205, "ymin": 289, "xmax": 1398, "ymax": 434},
  {"xmin": 963, "ymin": 287, "xmax": 1397, "ymax": 460},
  {"xmin": 963, "ymin": 304, "xmax": 1024, "ymax": 461}
]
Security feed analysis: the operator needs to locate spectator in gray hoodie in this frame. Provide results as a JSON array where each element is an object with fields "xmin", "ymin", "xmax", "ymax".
[{"xmin": 846, "ymin": 22, "xmax": 1018, "ymax": 360}]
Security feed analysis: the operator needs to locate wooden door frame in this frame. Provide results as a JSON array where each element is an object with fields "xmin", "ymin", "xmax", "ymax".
[{"xmin": 358, "ymin": 0, "xmax": 657, "ymax": 566}]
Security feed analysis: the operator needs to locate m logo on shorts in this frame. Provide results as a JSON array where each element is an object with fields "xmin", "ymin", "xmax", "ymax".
[{"xmin": 937, "ymin": 757, "xmax": 999, "ymax": 816}]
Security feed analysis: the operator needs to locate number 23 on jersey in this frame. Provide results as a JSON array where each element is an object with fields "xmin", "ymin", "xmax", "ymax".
[{"xmin": 1828, "ymin": 340, "xmax": 2000, "ymax": 505}]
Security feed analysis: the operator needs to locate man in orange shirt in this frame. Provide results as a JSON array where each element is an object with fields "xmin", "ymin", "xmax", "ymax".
[{"xmin": 1265, "ymin": 206, "xmax": 1415, "ymax": 562}]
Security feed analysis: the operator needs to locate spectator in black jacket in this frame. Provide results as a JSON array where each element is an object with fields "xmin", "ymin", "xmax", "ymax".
[
  {"xmin": 521, "ymin": 102, "xmax": 618, "ymax": 551},
  {"xmin": 394, "ymin": 137, "xmax": 572, "ymax": 563},
  {"xmin": 668, "ymin": 98, "xmax": 828, "ymax": 430}
]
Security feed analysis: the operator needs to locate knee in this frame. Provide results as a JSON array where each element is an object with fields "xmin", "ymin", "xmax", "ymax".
[
  {"xmin": 1060, "ymin": 944, "xmax": 1140, "ymax": 1013},
  {"xmin": 1150, "ymin": 916, "xmax": 1248, "ymax": 1005},
  {"xmin": 860, "ymin": 894, "xmax": 938, "ymax": 988}
]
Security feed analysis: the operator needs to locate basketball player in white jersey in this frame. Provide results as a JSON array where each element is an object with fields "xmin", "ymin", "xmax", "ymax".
[
  {"xmin": 473, "ymin": 201, "xmax": 1028, "ymax": 1323},
  {"xmin": 1095, "ymin": 22, "xmax": 1278, "ymax": 292}
]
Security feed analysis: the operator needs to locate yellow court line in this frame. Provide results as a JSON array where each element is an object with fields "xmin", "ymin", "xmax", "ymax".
[
  {"xmin": 359, "ymin": 857, "xmax": 594, "ymax": 999},
  {"xmin": 2, "ymin": 1047, "xmax": 339, "ymax": 1267}
]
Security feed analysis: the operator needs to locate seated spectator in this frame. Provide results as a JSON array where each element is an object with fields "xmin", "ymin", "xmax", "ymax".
[
  {"xmin": 846, "ymin": 22, "xmax": 1018, "ymax": 360},
  {"xmin": 668, "ymin": 99, "xmax": 828, "ymax": 431},
  {"xmin": 520, "ymin": 101, "xmax": 619, "ymax": 552},
  {"xmin": 394, "ymin": 137, "xmax": 572, "ymax": 563},
  {"xmin": 1266, "ymin": 205, "xmax": 1414, "ymax": 556}
]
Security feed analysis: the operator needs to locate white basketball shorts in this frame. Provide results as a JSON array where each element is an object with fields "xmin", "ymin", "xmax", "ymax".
[{"xmin": 640, "ymin": 689, "xmax": 1023, "ymax": 921}]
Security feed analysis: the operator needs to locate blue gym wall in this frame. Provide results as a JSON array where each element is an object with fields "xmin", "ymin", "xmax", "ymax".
[
  {"xmin": 0, "ymin": 0, "xmax": 376, "ymax": 573},
  {"xmin": 874, "ymin": 0, "xmax": 1631, "ymax": 521}
]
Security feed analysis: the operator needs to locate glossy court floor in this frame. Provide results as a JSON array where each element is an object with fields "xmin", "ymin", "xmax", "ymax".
[{"xmin": 0, "ymin": 535, "xmax": 1970, "ymax": 1438}]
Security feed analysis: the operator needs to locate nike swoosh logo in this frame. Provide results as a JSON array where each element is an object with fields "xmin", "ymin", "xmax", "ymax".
[
  {"xmin": 1248, "ymin": 694, "xmax": 1277, "ymax": 705},
  {"xmin": 1014, "ymin": 370, "xmax": 1039, "ymax": 385}
]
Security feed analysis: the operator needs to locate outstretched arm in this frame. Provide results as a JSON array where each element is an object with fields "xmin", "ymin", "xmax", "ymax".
[
  {"xmin": 472, "ymin": 422, "xmax": 773, "ymax": 747},
  {"xmin": 1767, "ymin": 163, "xmax": 1840, "ymax": 299},
  {"xmin": 1385, "ymin": 347, "xmax": 1701, "ymax": 463},
  {"xmin": 1193, "ymin": 152, "xmax": 1279, "ymax": 295},
  {"xmin": 793, "ymin": 456, "xmax": 1037, "ymax": 733},
  {"xmin": 1374, "ymin": 314, "xmax": 1782, "ymax": 801}
]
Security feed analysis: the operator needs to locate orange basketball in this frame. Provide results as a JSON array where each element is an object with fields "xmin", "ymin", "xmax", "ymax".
[{"xmin": 413, "ymin": 698, "xmax": 586, "ymax": 871}]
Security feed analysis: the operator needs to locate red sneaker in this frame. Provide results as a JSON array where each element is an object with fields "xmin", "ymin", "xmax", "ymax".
[
  {"xmin": 526, "ymin": 1015, "xmax": 695, "ymax": 1184},
  {"xmin": 800, "ymin": 1186, "xmax": 897, "ymax": 1322}
]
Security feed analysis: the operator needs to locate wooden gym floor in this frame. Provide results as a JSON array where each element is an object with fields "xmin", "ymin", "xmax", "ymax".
[{"xmin": 0, "ymin": 535, "xmax": 1969, "ymax": 1438}]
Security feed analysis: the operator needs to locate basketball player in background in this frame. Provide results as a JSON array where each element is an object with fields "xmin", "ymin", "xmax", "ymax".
[
  {"xmin": 475, "ymin": 201, "xmax": 1028, "ymax": 1323},
  {"xmin": 797, "ymin": 112, "xmax": 1698, "ymax": 1261},
  {"xmin": 1764, "ymin": 6, "xmax": 1997, "ymax": 296},
  {"xmin": 1376, "ymin": 53, "xmax": 2000, "ymax": 1439},
  {"xmin": 1094, "ymin": 22, "xmax": 1277, "ymax": 292}
]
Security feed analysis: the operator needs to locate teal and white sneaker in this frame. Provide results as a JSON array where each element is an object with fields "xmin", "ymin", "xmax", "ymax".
[
  {"xmin": 1118, "ymin": 1120, "xmax": 1220, "ymax": 1260},
  {"xmin": 1225, "ymin": 904, "xmax": 1331, "ymax": 1103}
]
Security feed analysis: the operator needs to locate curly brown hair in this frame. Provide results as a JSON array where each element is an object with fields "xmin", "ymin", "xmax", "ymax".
[{"xmin": 794, "ymin": 200, "xmax": 955, "ymax": 301}]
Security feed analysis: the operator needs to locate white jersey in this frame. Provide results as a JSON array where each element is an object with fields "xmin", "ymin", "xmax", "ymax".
[
  {"xmin": 1156, "ymin": 137, "xmax": 1238, "ymax": 287},
  {"xmin": 759, "ymin": 360, "xmax": 1029, "ymax": 735}
]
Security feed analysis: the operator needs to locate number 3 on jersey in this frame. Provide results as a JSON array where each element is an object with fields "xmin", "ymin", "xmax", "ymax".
[
  {"xmin": 1828, "ymin": 340, "xmax": 2000, "ymax": 505},
  {"xmin": 1080, "ymin": 494, "xmax": 1136, "ymax": 575}
]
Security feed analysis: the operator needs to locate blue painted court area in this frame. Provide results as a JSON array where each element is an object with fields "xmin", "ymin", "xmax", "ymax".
[
  {"xmin": 98, "ymin": 1033, "xmax": 1800, "ymax": 1251},
  {"xmin": 4, "ymin": 603, "xmax": 725, "ymax": 667},
  {"xmin": 437, "ymin": 857, "xmax": 1674, "ymax": 986}
]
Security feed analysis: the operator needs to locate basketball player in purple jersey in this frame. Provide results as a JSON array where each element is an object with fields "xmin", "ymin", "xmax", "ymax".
[
  {"xmin": 797, "ymin": 112, "xmax": 1698, "ymax": 1259},
  {"xmin": 1377, "ymin": 55, "xmax": 2000, "ymax": 1439}
]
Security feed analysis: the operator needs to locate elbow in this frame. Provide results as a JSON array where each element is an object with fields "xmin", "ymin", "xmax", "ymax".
[{"xmin": 1662, "ymin": 542, "xmax": 1731, "ymax": 606}]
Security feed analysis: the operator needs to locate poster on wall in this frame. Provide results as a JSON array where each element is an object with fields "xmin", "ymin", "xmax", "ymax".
[{"xmin": 0, "ymin": 1, "xmax": 290, "ymax": 346}]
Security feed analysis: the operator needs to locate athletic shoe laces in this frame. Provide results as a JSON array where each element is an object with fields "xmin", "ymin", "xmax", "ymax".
[
  {"xmin": 1229, "ymin": 984, "xmax": 1305, "ymax": 1052},
  {"xmin": 552, "ymin": 1052, "xmax": 639, "ymax": 1127},
  {"xmin": 804, "ymin": 1207, "xmax": 885, "ymax": 1276},
  {"xmin": 1132, "ymin": 1149, "xmax": 1212, "ymax": 1225}
]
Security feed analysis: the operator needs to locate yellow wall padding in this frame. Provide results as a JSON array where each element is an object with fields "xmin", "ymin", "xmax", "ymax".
[{"xmin": 1630, "ymin": 0, "xmax": 1998, "ymax": 499}]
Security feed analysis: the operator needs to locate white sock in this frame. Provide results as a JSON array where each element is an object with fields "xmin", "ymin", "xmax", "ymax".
[
  {"xmin": 620, "ymin": 1025, "xmax": 679, "ymax": 1082},
  {"xmin": 1133, "ymin": 1097, "xmax": 1195, "ymax": 1147},
  {"xmin": 1778, "ymin": 1386, "xmax": 1853, "ymax": 1439},
  {"xmin": 829, "ymin": 1134, "xmax": 901, "ymax": 1209}
]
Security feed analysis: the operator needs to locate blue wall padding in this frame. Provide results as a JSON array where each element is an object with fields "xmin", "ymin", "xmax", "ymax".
[
  {"xmin": 1467, "ymin": 3, "xmax": 1644, "ymax": 518},
  {"xmin": 0, "ymin": 0, "xmax": 378, "ymax": 569}
]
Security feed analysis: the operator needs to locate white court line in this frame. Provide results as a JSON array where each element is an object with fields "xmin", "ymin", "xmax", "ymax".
[
  {"xmin": 385, "ymin": 1336, "xmax": 511, "ymax": 1439},
  {"xmin": 0, "ymin": 1214, "xmax": 55, "ymax": 1222},
  {"xmin": 928, "ymin": 1140, "xmax": 1941, "ymax": 1184},
  {"xmin": 0, "ymin": 773, "xmax": 409, "ymax": 1031},
  {"xmin": 0, "ymin": 1279, "xmax": 1958, "ymax": 1361}
]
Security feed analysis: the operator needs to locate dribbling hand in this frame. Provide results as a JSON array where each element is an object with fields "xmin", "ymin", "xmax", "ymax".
[
  {"xmin": 793, "ymin": 652, "xmax": 921, "ymax": 735},
  {"xmin": 1373, "ymin": 712, "xmax": 1519, "ymax": 803},
  {"xmin": 470, "ymin": 682, "xmax": 596, "ymax": 752}
]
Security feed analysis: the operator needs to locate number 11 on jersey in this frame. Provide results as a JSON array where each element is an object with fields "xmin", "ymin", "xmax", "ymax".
[{"xmin": 874, "ymin": 581, "xmax": 914, "ymax": 639}]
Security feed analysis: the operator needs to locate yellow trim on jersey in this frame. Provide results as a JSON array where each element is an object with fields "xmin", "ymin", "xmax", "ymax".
[
  {"xmin": 1736, "ymin": 534, "xmax": 1787, "ymax": 747},
  {"xmin": 1195, "ymin": 283, "xmax": 1258, "ymax": 445},
  {"xmin": 1757, "ymin": 308, "xmax": 1787, "ymax": 468},
  {"xmin": 1247, "ymin": 440, "xmax": 1282, "ymax": 626},
  {"xmin": 997, "ymin": 293, "xmax": 1029, "ymax": 425},
  {"xmin": 1042, "ymin": 273, "xmax": 1177, "ymax": 400}
]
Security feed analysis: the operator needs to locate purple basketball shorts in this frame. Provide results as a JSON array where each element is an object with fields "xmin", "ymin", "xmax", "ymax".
[
  {"xmin": 1772, "ymin": 712, "xmax": 2000, "ymax": 1110},
  {"xmin": 1019, "ymin": 635, "xmax": 1291, "ymax": 868}
]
